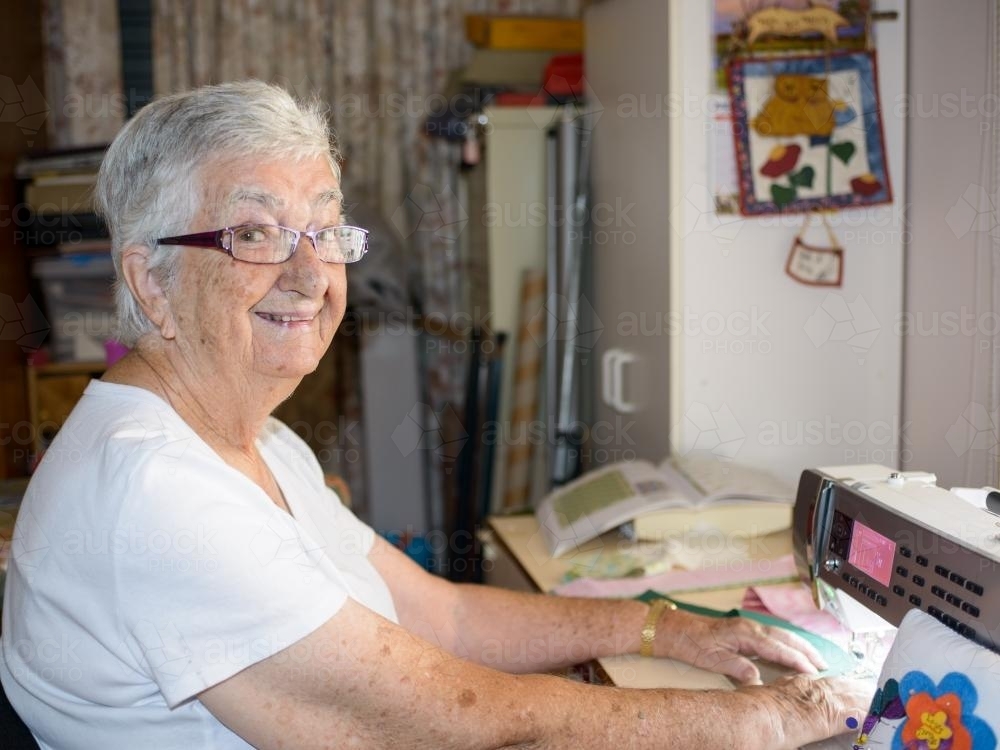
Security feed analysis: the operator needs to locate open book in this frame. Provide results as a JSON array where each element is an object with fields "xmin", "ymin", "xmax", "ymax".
[{"xmin": 535, "ymin": 454, "xmax": 795, "ymax": 557}]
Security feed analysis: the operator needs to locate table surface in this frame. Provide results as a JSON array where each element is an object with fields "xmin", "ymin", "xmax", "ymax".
[{"xmin": 487, "ymin": 513, "xmax": 797, "ymax": 690}]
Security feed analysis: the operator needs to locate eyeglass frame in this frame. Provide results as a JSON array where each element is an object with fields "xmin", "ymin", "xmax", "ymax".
[{"xmin": 155, "ymin": 223, "xmax": 370, "ymax": 264}]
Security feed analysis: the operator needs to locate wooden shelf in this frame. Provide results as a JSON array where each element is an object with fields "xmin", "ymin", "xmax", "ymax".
[
  {"xmin": 26, "ymin": 360, "xmax": 108, "ymax": 458},
  {"xmin": 30, "ymin": 360, "xmax": 106, "ymax": 376}
]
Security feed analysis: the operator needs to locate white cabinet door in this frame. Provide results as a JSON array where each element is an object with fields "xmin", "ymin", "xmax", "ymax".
[{"xmin": 586, "ymin": 0, "xmax": 672, "ymax": 464}]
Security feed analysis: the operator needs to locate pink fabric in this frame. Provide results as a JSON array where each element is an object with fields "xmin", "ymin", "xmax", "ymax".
[
  {"xmin": 104, "ymin": 340, "xmax": 129, "ymax": 365},
  {"xmin": 742, "ymin": 583, "xmax": 852, "ymax": 642},
  {"xmin": 554, "ymin": 554, "xmax": 799, "ymax": 598}
]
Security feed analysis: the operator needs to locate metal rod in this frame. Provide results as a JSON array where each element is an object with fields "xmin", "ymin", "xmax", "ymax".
[
  {"xmin": 553, "ymin": 110, "xmax": 579, "ymax": 484},
  {"xmin": 555, "ymin": 112, "xmax": 596, "ymax": 483},
  {"xmin": 545, "ymin": 128, "xmax": 559, "ymax": 488}
]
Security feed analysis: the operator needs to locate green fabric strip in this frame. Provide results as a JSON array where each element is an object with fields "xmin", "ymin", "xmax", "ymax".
[{"xmin": 636, "ymin": 590, "xmax": 857, "ymax": 677}]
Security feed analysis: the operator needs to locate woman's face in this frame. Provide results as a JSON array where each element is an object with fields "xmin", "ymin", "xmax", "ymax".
[{"xmin": 165, "ymin": 154, "xmax": 347, "ymax": 385}]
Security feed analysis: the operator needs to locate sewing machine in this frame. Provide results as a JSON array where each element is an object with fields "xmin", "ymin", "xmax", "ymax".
[{"xmin": 793, "ymin": 464, "xmax": 1000, "ymax": 654}]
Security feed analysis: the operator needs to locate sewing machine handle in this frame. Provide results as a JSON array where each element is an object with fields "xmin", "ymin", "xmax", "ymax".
[{"xmin": 987, "ymin": 488, "xmax": 1000, "ymax": 515}]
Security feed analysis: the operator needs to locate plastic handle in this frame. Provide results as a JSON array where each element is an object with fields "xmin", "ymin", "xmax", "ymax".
[{"xmin": 601, "ymin": 348, "xmax": 638, "ymax": 414}]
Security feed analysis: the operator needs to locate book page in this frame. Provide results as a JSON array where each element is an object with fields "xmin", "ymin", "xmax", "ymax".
[
  {"xmin": 658, "ymin": 454, "xmax": 795, "ymax": 504},
  {"xmin": 534, "ymin": 460, "xmax": 692, "ymax": 557}
]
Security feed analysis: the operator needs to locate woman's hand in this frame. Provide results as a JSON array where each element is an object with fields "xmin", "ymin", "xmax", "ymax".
[
  {"xmin": 755, "ymin": 675, "xmax": 873, "ymax": 748},
  {"xmin": 654, "ymin": 608, "xmax": 829, "ymax": 684}
]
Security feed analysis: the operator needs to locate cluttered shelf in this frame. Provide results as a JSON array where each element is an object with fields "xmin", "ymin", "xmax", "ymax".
[
  {"xmin": 25, "ymin": 359, "xmax": 108, "ymax": 461},
  {"xmin": 6, "ymin": 148, "xmax": 116, "ymax": 473},
  {"xmin": 28, "ymin": 361, "xmax": 107, "ymax": 376}
]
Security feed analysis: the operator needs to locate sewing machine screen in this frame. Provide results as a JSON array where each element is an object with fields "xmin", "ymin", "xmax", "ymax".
[{"xmin": 848, "ymin": 521, "xmax": 895, "ymax": 586}]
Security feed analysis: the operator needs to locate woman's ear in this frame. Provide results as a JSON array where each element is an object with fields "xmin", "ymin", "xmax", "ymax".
[{"xmin": 120, "ymin": 245, "xmax": 177, "ymax": 340}]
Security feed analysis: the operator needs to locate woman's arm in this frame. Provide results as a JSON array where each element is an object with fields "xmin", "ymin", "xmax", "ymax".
[
  {"xmin": 448, "ymin": 583, "xmax": 826, "ymax": 681},
  {"xmin": 199, "ymin": 596, "xmax": 868, "ymax": 750},
  {"xmin": 369, "ymin": 536, "xmax": 826, "ymax": 683}
]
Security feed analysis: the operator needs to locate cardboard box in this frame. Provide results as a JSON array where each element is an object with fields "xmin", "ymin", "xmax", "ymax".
[{"xmin": 465, "ymin": 15, "xmax": 583, "ymax": 51}]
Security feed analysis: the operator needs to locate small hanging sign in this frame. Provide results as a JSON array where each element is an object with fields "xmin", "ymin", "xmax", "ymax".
[{"xmin": 786, "ymin": 213, "xmax": 844, "ymax": 287}]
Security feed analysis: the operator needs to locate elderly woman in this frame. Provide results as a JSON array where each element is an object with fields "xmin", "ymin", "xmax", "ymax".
[{"xmin": 0, "ymin": 81, "xmax": 866, "ymax": 749}]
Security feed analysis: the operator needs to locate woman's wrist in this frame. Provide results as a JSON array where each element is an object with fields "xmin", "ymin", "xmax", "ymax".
[
  {"xmin": 731, "ymin": 686, "xmax": 790, "ymax": 750},
  {"xmin": 639, "ymin": 599, "xmax": 678, "ymax": 657},
  {"xmin": 754, "ymin": 676, "xmax": 857, "ymax": 749}
]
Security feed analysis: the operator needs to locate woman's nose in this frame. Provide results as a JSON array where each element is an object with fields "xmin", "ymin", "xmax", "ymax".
[{"xmin": 279, "ymin": 234, "xmax": 328, "ymax": 294}]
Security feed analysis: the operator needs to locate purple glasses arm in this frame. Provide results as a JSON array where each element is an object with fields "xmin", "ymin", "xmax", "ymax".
[{"xmin": 156, "ymin": 230, "xmax": 227, "ymax": 250}]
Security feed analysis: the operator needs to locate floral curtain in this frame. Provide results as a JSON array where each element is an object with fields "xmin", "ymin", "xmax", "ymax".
[{"xmin": 150, "ymin": 0, "xmax": 581, "ymax": 517}]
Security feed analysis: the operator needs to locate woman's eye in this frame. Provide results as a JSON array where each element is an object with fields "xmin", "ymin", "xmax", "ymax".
[{"xmin": 236, "ymin": 227, "xmax": 268, "ymax": 242}]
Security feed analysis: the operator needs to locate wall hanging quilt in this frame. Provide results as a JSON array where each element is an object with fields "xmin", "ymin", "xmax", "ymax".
[{"xmin": 728, "ymin": 50, "xmax": 892, "ymax": 216}]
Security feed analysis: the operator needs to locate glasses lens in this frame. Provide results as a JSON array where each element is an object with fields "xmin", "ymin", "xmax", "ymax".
[
  {"xmin": 230, "ymin": 224, "xmax": 293, "ymax": 264},
  {"xmin": 315, "ymin": 226, "xmax": 369, "ymax": 263}
]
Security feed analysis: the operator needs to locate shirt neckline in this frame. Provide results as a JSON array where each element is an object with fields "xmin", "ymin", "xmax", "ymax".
[{"xmin": 87, "ymin": 378, "xmax": 304, "ymax": 522}]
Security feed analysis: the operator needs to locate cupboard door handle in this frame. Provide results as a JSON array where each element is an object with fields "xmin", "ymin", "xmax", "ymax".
[
  {"xmin": 602, "ymin": 348, "xmax": 638, "ymax": 414},
  {"xmin": 602, "ymin": 349, "xmax": 617, "ymax": 408}
]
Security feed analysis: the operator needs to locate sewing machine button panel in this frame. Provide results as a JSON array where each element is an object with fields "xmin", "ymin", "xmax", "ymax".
[
  {"xmin": 959, "ymin": 624, "xmax": 977, "ymax": 639},
  {"xmin": 817, "ymin": 479, "xmax": 997, "ymax": 651},
  {"xmin": 965, "ymin": 581, "xmax": 984, "ymax": 597}
]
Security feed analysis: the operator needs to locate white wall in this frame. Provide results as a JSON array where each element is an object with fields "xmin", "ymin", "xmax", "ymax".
[
  {"xmin": 903, "ymin": 0, "xmax": 997, "ymax": 489},
  {"xmin": 668, "ymin": 0, "xmax": 907, "ymax": 486}
]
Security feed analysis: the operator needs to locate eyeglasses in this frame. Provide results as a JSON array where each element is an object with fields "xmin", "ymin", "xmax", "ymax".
[{"xmin": 156, "ymin": 224, "xmax": 369, "ymax": 264}]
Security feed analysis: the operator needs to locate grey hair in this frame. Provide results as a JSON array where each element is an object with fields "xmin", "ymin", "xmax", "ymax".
[{"xmin": 94, "ymin": 80, "xmax": 341, "ymax": 346}]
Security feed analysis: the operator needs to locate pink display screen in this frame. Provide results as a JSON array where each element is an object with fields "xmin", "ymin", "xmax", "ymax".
[{"xmin": 848, "ymin": 521, "xmax": 896, "ymax": 586}]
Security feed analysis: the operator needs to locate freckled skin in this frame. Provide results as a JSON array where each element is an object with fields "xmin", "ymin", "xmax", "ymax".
[{"xmin": 165, "ymin": 155, "xmax": 347, "ymax": 404}]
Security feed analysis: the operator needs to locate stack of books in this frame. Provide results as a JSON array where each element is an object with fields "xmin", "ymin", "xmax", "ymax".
[
  {"xmin": 16, "ymin": 146, "xmax": 108, "ymax": 252},
  {"xmin": 16, "ymin": 147, "xmax": 115, "ymax": 362}
]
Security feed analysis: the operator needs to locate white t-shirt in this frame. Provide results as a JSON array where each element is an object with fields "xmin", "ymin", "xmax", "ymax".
[{"xmin": 0, "ymin": 380, "xmax": 398, "ymax": 749}]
